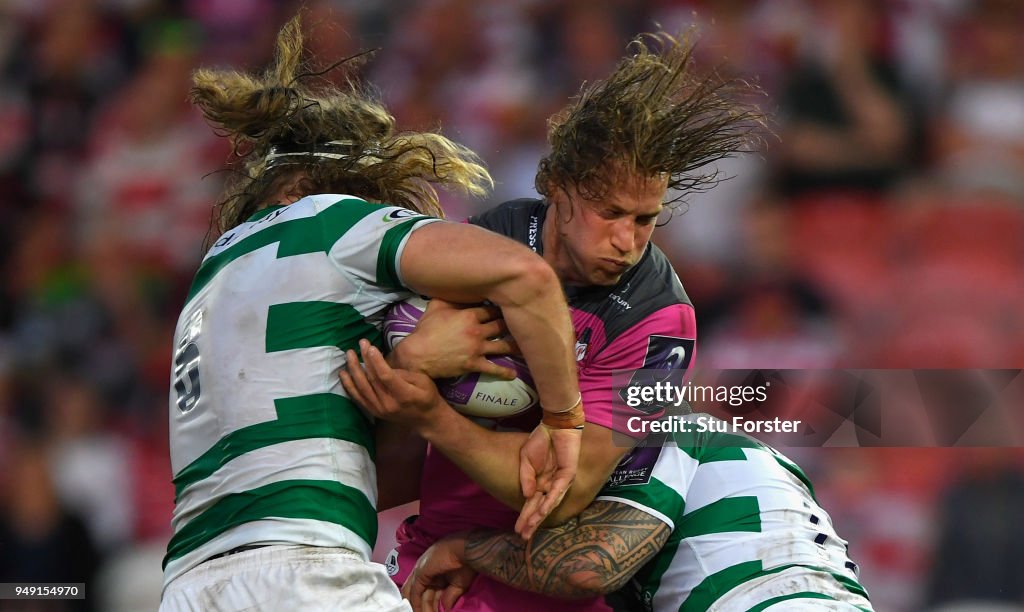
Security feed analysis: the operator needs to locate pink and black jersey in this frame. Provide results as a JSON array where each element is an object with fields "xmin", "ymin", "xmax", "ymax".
[
  {"xmin": 473, "ymin": 199, "xmax": 697, "ymax": 432},
  {"xmin": 389, "ymin": 199, "xmax": 697, "ymax": 610}
]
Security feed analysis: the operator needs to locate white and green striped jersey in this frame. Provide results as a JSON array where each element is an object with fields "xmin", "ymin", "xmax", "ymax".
[
  {"xmin": 163, "ymin": 194, "xmax": 440, "ymax": 587},
  {"xmin": 597, "ymin": 414, "xmax": 872, "ymax": 612}
]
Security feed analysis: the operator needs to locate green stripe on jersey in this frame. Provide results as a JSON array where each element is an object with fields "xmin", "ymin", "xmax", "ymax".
[
  {"xmin": 675, "ymin": 496, "xmax": 761, "ymax": 539},
  {"xmin": 831, "ymin": 571, "xmax": 870, "ymax": 600},
  {"xmin": 600, "ymin": 477, "xmax": 684, "ymax": 522},
  {"xmin": 671, "ymin": 426, "xmax": 818, "ymax": 498},
  {"xmin": 266, "ymin": 301, "xmax": 382, "ymax": 353},
  {"xmin": 187, "ymin": 197, "xmax": 400, "ymax": 302},
  {"xmin": 680, "ymin": 560, "xmax": 763, "ymax": 612},
  {"xmin": 172, "ymin": 393, "xmax": 374, "ymax": 499},
  {"xmin": 774, "ymin": 454, "xmax": 817, "ymax": 500},
  {"xmin": 747, "ymin": 591, "xmax": 840, "ymax": 611},
  {"xmin": 376, "ymin": 220, "xmax": 421, "ymax": 289},
  {"xmin": 680, "ymin": 563, "xmax": 869, "ymax": 612},
  {"xmin": 163, "ymin": 479, "xmax": 377, "ymax": 567}
]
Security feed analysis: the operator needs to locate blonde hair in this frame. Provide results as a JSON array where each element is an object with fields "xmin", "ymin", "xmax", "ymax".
[
  {"xmin": 191, "ymin": 13, "xmax": 492, "ymax": 236},
  {"xmin": 536, "ymin": 30, "xmax": 764, "ymax": 210}
]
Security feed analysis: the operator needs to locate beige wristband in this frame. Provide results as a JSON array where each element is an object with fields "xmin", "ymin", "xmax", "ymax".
[{"xmin": 542, "ymin": 395, "xmax": 585, "ymax": 429}]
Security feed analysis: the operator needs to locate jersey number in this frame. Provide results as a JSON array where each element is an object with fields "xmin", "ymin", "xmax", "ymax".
[
  {"xmin": 173, "ymin": 309, "xmax": 204, "ymax": 414},
  {"xmin": 174, "ymin": 342, "xmax": 202, "ymax": 413}
]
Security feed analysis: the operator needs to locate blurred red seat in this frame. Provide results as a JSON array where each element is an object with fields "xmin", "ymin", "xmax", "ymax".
[
  {"xmin": 791, "ymin": 193, "xmax": 892, "ymax": 257},
  {"xmin": 788, "ymin": 195, "xmax": 894, "ymax": 314},
  {"xmin": 871, "ymin": 313, "xmax": 1009, "ymax": 368},
  {"xmin": 894, "ymin": 257, "xmax": 1023, "ymax": 323},
  {"xmin": 894, "ymin": 203, "xmax": 1024, "ymax": 268}
]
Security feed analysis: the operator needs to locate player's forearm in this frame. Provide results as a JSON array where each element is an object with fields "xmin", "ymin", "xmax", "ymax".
[
  {"xmin": 540, "ymin": 423, "xmax": 631, "ymax": 526},
  {"xmin": 486, "ymin": 266, "xmax": 579, "ymax": 413},
  {"xmin": 541, "ymin": 484, "xmax": 606, "ymax": 527},
  {"xmin": 399, "ymin": 223, "xmax": 579, "ymax": 412},
  {"xmin": 418, "ymin": 408, "xmax": 528, "ymax": 510},
  {"xmin": 462, "ymin": 501, "xmax": 670, "ymax": 598},
  {"xmin": 463, "ymin": 528, "xmax": 602, "ymax": 599}
]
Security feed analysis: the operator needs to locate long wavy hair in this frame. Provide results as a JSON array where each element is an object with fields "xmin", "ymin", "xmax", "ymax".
[
  {"xmin": 191, "ymin": 13, "xmax": 492, "ymax": 241},
  {"xmin": 536, "ymin": 30, "xmax": 764, "ymax": 212}
]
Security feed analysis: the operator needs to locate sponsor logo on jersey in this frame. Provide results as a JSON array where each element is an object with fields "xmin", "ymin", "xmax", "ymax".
[
  {"xmin": 384, "ymin": 208, "xmax": 421, "ymax": 222},
  {"xmin": 608, "ymin": 293, "xmax": 632, "ymax": 310},
  {"xmin": 213, "ymin": 231, "xmax": 237, "ymax": 249},
  {"xmin": 574, "ymin": 328, "xmax": 592, "ymax": 362},
  {"xmin": 608, "ymin": 281, "xmax": 633, "ymax": 310},
  {"xmin": 607, "ymin": 444, "xmax": 663, "ymax": 487},
  {"xmin": 527, "ymin": 215, "xmax": 539, "ymax": 251},
  {"xmin": 384, "ymin": 548, "xmax": 400, "ymax": 576},
  {"xmin": 618, "ymin": 335, "xmax": 695, "ymax": 415},
  {"xmin": 575, "ymin": 340, "xmax": 588, "ymax": 362},
  {"xmin": 641, "ymin": 335, "xmax": 694, "ymax": 371}
]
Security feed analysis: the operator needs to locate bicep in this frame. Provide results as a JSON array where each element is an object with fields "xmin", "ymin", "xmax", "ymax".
[
  {"xmin": 529, "ymin": 500, "xmax": 671, "ymax": 595},
  {"xmin": 576, "ymin": 500, "xmax": 672, "ymax": 554}
]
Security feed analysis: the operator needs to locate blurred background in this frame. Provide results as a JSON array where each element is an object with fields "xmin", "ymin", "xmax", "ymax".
[{"xmin": 1, "ymin": 0, "xmax": 1023, "ymax": 610}]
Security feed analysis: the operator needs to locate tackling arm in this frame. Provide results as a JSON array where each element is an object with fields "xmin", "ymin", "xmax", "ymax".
[
  {"xmin": 414, "ymin": 408, "xmax": 628, "ymax": 526},
  {"xmin": 409, "ymin": 500, "xmax": 671, "ymax": 602},
  {"xmin": 390, "ymin": 221, "xmax": 585, "ymax": 535},
  {"xmin": 399, "ymin": 222, "xmax": 579, "ymax": 413}
]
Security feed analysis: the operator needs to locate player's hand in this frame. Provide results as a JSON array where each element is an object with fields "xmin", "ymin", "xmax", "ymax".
[
  {"xmin": 391, "ymin": 299, "xmax": 517, "ymax": 380},
  {"xmin": 515, "ymin": 424, "xmax": 582, "ymax": 539},
  {"xmin": 402, "ymin": 536, "xmax": 476, "ymax": 612},
  {"xmin": 340, "ymin": 339, "xmax": 447, "ymax": 430}
]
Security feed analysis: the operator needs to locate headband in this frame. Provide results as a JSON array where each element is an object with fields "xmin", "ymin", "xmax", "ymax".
[{"xmin": 263, "ymin": 140, "xmax": 375, "ymax": 170}]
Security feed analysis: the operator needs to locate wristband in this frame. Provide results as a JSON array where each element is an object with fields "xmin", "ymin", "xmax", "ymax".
[
  {"xmin": 542, "ymin": 395, "xmax": 585, "ymax": 429},
  {"xmin": 548, "ymin": 393, "xmax": 582, "ymax": 414}
]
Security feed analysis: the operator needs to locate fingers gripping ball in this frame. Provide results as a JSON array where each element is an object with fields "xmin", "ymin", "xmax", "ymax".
[{"xmin": 383, "ymin": 296, "xmax": 539, "ymax": 419}]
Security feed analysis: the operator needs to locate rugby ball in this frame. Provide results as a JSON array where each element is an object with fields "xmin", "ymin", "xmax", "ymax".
[{"xmin": 383, "ymin": 296, "xmax": 539, "ymax": 419}]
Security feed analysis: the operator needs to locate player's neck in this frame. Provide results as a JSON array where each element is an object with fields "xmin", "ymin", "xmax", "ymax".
[{"xmin": 541, "ymin": 202, "xmax": 582, "ymax": 285}]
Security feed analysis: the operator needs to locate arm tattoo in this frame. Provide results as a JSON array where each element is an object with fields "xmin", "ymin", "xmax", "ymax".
[{"xmin": 463, "ymin": 500, "xmax": 671, "ymax": 599}]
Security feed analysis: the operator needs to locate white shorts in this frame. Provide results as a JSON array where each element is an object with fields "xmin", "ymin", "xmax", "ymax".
[{"xmin": 160, "ymin": 545, "xmax": 410, "ymax": 612}]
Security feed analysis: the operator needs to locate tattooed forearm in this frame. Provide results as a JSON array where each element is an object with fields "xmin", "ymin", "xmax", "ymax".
[{"xmin": 463, "ymin": 501, "xmax": 671, "ymax": 599}]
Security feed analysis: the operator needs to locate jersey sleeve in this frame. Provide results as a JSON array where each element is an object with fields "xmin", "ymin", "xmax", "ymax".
[
  {"xmin": 580, "ymin": 302, "xmax": 697, "ymax": 438},
  {"xmin": 466, "ymin": 199, "xmax": 516, "ymax": 234},
  {"xmin": 317, "ymin": 197, "xmax": 441, "ymax": 292},
  {"xmin": 594, "ymin": 446, "xmax": 689, "ymax": 531},
  {"xmin": 595, "ymin": 476, "xmax": 682, "ymax": 532}
]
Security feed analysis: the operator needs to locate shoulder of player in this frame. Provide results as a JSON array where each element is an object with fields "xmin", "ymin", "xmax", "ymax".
[
  {"xmin": 582, "ymin": 247, "xmax": 693, "ymax": 344},
  {"xmin": 292, "ymin": 195, "xmax": 440, "ymax": 234},
  {"xmin": 468, "ymin": 198, "xmax": 544, "ymax": 237},
  {"xmin": 305, "ymin": 194, "xmax": 411, "ymax": 218},
  {"xmin": 629, "ymin": 243, "xmax": 691, "ymax": 307},
  {"xmin": 255, "ymin": 194, "xmax": 379, "ymax": 224},
  {"xmin": 229, "ymin": 195, "xmax": 437, "ymax": 258}
]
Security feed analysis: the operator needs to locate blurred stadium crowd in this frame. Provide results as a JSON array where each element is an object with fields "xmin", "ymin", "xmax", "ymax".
[{"xmin": 1, "ymin": 0, "xmax": 1023, "ymax": 610}]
